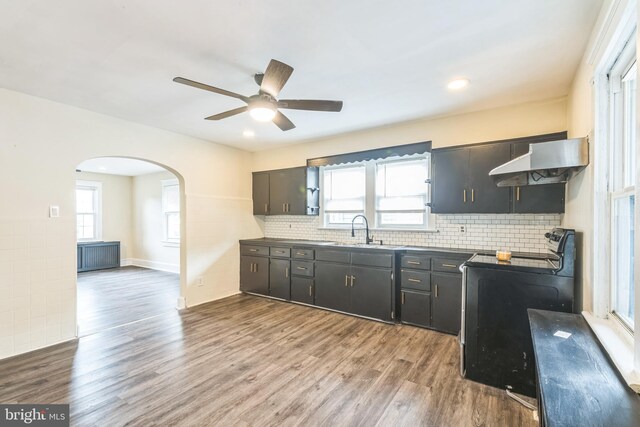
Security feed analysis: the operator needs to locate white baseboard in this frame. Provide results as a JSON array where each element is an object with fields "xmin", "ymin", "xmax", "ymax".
[
  {"xmin": 129, "ymin": 258, "xmax": 180, "ymax": 274},
  {"xmin": 121, "ymin": 258, "xmax": 133, "ymax": 267}
]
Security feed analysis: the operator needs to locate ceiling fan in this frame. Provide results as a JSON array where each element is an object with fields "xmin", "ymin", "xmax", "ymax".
[{"xmin": 173, "ymin": 59, "xmax": 343, "ymax": 131}]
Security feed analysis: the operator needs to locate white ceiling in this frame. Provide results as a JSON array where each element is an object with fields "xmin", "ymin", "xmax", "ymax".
[
  {"xmin": 77, "ymin": 157, "xmax": 166, "ymax": 176},
  {"xmin": 0, "ymin": 0, "xmax": 602, "ymax": 151}
]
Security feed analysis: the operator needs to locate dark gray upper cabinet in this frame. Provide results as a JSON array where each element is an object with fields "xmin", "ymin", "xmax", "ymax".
[
  {"xmin": 252, "ymin": 172, "xmax": 270, "ymax": 215},
  {"xmin": 432, "ymin": 143, "xmax": 510, "ymax": 213},
  {"xmin": 511, "ymin": 135, "xmax": 566, "ymax": 213},
  {"xmin": 252, "ymin": 166, "xmax": 319, "ymax": 215},
  {"xmin": 431, "ymin": 132, "xmax": 568, "ymax": 214}
]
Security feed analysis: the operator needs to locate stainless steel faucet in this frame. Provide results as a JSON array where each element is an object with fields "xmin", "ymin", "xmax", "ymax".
[{"xmin": 351, "ymin": 215, "xmax": 374, "ymax": 245}]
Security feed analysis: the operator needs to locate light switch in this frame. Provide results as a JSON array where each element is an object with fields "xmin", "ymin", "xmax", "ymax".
[{"xmin": 49, "ymin": 205, "xmax": 60, "ymax": 218}]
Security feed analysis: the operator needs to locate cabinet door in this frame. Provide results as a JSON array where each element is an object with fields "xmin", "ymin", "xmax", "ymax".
[
  {"xmin": 269, "ymin": 258, "xmax": 291, "ymax": 300},
  {"xmin": 401, "ymin": 290, "xmax": 431, "ymax": 327},
  {"xmin": 431, "ymin": 148, "xmax": 469, "ymax": 213},
  {"xmin": 240, "ymin": 256, "xmax": 269, "ymax": 295},
  {"xmin": 467, "ymin": 143, "xmax": 511, "ymax": 213},
  {"xmin": 252, "ymin": 172, "xmax": 270, "ymax": 215},
  {"xmin": 315, "ymin": 262, "xmax": 351, "ymax": 312},
  {"xmin": 511, "ymin": 141, "xmax": 565, "ymax": 213},
  {"xmin": 349, "ymin": 266, "xmax": 393, "ymax": 321},
  {"xmin": 291, "ymin": 277, "xmax": 314, "ymax": 305},
  {"xmin": 431, "ymin": 273, "xmax": 462, "ymax": 334},
  {"xmin": 284, "ymin": 167, "xmax": 308, "ymax": 215}
]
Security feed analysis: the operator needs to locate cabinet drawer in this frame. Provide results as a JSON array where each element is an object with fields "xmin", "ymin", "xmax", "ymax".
[
  {"xmin": 351, "ymin": 252, "xmax": 393, "ymax": 268},
  {"xmin": 401, "ymin": 255, "xmax": 431, "ymax": 270},
  {"xmin": 291, "ymin": 261, "xmax": 314, "ymax": 277},
  {"xmin": 293, "ymin": 248, "xmax": 315, "ymax": 260},
  {"xmin": 400, "ymin": 269, "xmax": 431, "ymax": 292},
  {"xmin": 316, "ymin": 250, "xmax": 350, "ymax": 264},
  {"xmin": 241, "ymin": 245, "xmax": 269, "ymax": 257},
  {"xmin": 432, "ymin": 258, "xmax": 464, "ymax": 273},
  {"xmin": 270, "ymin": 247, "xmax": 291, "ymax": 258}
]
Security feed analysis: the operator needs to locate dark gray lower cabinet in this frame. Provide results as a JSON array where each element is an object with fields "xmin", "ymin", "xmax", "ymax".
[
  {"xmin": 431, "ymin": 272, "xmax": 462, "ymax": 334},
  {"xmin": 350, "ymin": 266, "xmax": 392, "ymax": 321},
  {"xmin": 315, "ymin": 262, "xmax": 351, "ymax": 313},
  {"xmin": 401, "ymin": 290, "xmax": 431, "ymax": 327},
  {"xmin": 240, "ymin": 256, "xmax": 269, "ymax": 295},
  {"xmin": 291, "ymin": 277, "xmax": 314, "ymax": 304},
  {"xmin": 269, "ymin": 258, "xmax": 290, "ymax": 300}
]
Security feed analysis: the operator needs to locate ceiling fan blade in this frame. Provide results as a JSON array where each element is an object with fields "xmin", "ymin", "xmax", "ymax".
[
  {"xmin": 277, "ymin": 99, "xmax": 343, "ymax": 112},
  {"xmin": 204, "ymin": 106, "xmax": 248, "ymax": 121},
  {"xmin": 173, "ymin": 77, "xmax": 249, "ymax": 102},
  {"xmin": 273, "ymin": 111, "xmax": 296, "ymax": 131},
  {"xmin": 260, "ymin": 59, "xmax": 294, "ymax": 98}
]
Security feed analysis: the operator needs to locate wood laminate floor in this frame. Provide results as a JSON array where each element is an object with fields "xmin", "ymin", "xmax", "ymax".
[
  {"xmin": 77, "ymin": 266, "xmax": 180, "ymax": 336},
  {"xmin": 0, "ymin": 294, "xmax": 536, "ymax": 427}
]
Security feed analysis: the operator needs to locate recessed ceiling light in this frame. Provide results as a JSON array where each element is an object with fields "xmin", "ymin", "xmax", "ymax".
[
  {"xmin": 243, "ymin": 130, "xmax": 255, "ymax": 138},
  {"xmin": 98, "ymin": 166, "xmax": 107, "ymax": 171},
  {"xmin": 447, "ymin": 78, "xmax": 469, "ymax": 90}
]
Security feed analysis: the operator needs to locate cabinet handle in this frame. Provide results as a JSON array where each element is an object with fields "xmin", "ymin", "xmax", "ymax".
[
  {"xmin": 296, "ymin": 266, "xmax": 308, "ymax": 270},
  {"xmin": 264, "ymin": 203, "xmax": 268, "ymax": 213},
  {"xmin": 471, "ymin": 189, "xmax": 475, "ymax": 203},
  {"xmin": 435, "ymin": 284, "xmax": 439, "ymax": 298},
  {"xmin": 463, "ymin": 189, "xmax": 467, "ymax": 203},
  {"xmin": 442, "ymin": 263, "xmax": 457, "ymax": 268},
  {"xmin": 285, "ymin": 267, "xmax": 289, "ymax": 278},
  {"xmin": 345, "ymin": 275, "xmax": 349, "ymax": 287},
  {"xmin": 401, "ymin": 292, "xmax": 405, "ymax": 305},
  {"xmin": 249, "ymin": 249, "xmax": 258, "ymax": 252},
  {"xmin": 407, "ymin": 261, "xmax": 421, "ymax": 265},
  {"xmin": 254, "ymin": 263, "xmax": 258, "ymax": 273},
  {"xmin": 287, "ymin": 203, "xmax": 290, "ymax": 212},
  {"xmin": 250, "ymin": 263, "xmax": 254, "ymax": 272},
  {"xmin": 407, "ymin": 278, "xmax": 421, "ymax": 283},
  {"xmin": 282, "ymin": 203, "xmax": 286, "ymax": 212},
  {"xmin": 296, "ymin": 252, "xmax": 306, "ymax": 256},
  {"xmin": 309, "ymin": 285, "xmax": 313, "ymax": 297},
  {"xmin": 516, "ymin": 186, "xmax": 520, "ymax": 201},
  {"xmin": 350, "ymin": 275, "xmax": 355, "ymax": 287}
]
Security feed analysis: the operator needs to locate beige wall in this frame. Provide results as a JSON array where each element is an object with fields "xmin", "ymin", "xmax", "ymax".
[
  {"xmin": 252, "ymin": 97, "xmax": 567, "ymax": 171},
  {"xmin": 0, "ymin": 88, "xmax": 262, "ymax": 359},
  {"xmin": 132, "ymin": 171, "xmax": 180, "ymax": 271},
  {"xmin": 75, "ymin": 171, "xmax": 134, "ymax": 260}
]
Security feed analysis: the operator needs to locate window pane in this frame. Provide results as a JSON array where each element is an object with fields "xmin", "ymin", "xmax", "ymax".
[
  {"xmin": 76, "ymin": 188, "xmax": 95, "ymax": 213},
  {"xmin": 612, "ymin": 194, "xmax": 635, "ymax": 328},
  {"xmin": 164, "ymin": 185, "xmax": 180, "ymax": 212},
  {"xmin": 328, "ymin": 212, "xmax": 364, "ymax": 225},
  {"xmin": 376, "ymin": 160, "xmax": 427, "ymax": 197},
  {"xmin": 623, "ymin": 66, "xmax": 636, "ymax": 188},
  {"xmin": 77, "ymin": 214, "xmax": 95, "ymax": 239},
  {"xmin": 379, "ymin": 212, "xmax": 424, "ymax": 226},
  {"xmin": 323, "ymin": 166, "xmax": 366, "ymax": 226},
  {"xmin": 167, "ymin": 212, "xmax": 180, "ymax": 239}
]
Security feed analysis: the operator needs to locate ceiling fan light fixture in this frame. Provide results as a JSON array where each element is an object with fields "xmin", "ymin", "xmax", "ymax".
[
  {"xmin": 249, "ymin": 101, "xmax": 277, "ymax": 122},
  {"xmin": 447, "ymin": 78, "xmax": 469, "ymax": 90}
]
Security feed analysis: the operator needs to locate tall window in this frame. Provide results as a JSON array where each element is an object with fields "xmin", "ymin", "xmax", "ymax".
[
  {"xmin": 76, "ymin": 180, "xmax": 102, "ymax": 241},
  {"xmin": 321, "ymin": 154, "xmax": 431, "ymax": 229},
  {"xmin": 609, "ymin": 43, "xmax": 636, "ymax": 330},
  {"xmin": 162, "ymin": 179, "xmax": 180, "ymax": 243}
]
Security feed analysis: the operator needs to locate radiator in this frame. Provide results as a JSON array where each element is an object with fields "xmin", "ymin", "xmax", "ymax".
[{"xmin": 77, "ymin": 241, "xmax": 120, "ymax": 272}]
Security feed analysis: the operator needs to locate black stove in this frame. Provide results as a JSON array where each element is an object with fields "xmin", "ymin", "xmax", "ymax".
[{"xmin": 460, "ymin": 228, "xmax": 576, "ymax": 397}]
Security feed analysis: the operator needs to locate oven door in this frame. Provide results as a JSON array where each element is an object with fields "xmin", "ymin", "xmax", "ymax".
[{"xmin": 459, "ymin": 263, "xmax": 467, "ymax": 377}]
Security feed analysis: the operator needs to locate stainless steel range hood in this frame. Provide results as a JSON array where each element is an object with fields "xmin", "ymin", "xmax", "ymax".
[{"xmin": 489, "ymin": 137, "xmax": 589, "ymax": 187}]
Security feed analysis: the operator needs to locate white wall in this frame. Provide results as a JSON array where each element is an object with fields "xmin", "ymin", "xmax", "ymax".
[
  {"xmin": 75, "ymin": 171, "xmax": 134, "ymax": 260},
  {"xmin": 131, "ymin": 171, "xmax": 180, "ymax": 272},
  {"xmin": 0, "ymin": 88, "xmax": 262, "ymax": 359},
  {"xmin": 252, "ymin": 97, "xmax": 567, "ymax": 171}
]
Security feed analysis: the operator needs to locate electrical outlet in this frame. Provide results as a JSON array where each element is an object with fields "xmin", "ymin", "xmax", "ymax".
[
  {"xmin": 460, "ymin": 225, "xmax": 466, "ymax": 233},
  {"xmin": 197, "ymin": 277, "xmax": 204, "ymax": 287}
]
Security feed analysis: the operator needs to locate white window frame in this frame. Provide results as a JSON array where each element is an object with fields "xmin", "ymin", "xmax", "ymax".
[
  {"xmin": 76, "ymin": 180, "xmax": 102, "ymax": 242},
  {"xmin": 319, "ymin": 153, "xmax": 433, "ymax": 230},
  {"xmin": 161, "ymin": 179, "xmax": 180, "ymax": 244},
  {"xmin": 608, "ymin": 41, "xmax": 637, "ymax": 332}
]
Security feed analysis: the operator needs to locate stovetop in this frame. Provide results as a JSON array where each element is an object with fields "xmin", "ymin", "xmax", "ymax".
[{"xmin": 465, "ymin": 254, "xmax": 560, "ymax": 273}]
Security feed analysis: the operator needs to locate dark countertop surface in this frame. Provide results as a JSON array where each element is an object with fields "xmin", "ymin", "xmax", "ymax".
[{"xmin": 528, "ymin": 309, "xmax": 640, "ymax": 427}]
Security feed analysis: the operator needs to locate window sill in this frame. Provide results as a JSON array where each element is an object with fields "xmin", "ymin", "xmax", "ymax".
[
  {"xmin": 162, "ymin": 241, "xmax": 180, "ymax": 248},
  {"xmin": 582, "ymin": 311, "xmax": 640, "ymax": 392},
  {"xmin": 317, "ymin": 226, "xmax": 439, "ymax": 233}
]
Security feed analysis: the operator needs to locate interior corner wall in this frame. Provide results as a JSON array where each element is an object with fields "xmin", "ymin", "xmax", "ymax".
[
  {"xmin": 251, "ymin": 97, "xmax": 568, "ymax": 171},
  {"xmin": 131, "ymin": 171, "xmax": 180, "ymax": 272},
  {"xmin": 75, "ymin": 171, "xmax": 134, "ymax": 261},
  {"xmin": 0, "ymin": 88, "xmax": 263, "ymax": 360}
]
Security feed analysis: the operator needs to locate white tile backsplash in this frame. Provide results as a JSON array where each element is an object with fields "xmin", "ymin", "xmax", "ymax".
[{"xmin": 264, "ymin": 214, "xmax": 561, "ymax": 253}]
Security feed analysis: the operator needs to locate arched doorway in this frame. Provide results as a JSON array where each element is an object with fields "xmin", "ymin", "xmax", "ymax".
[{"xmin": 74, "ymin": 157, "xmax": 186, "ymax": 336}]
